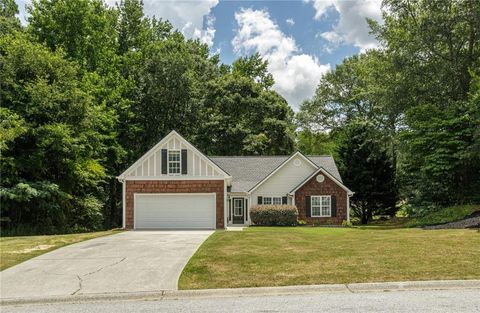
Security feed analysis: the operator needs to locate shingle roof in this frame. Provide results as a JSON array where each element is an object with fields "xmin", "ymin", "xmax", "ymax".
[{"xmin": 209, "ymin": 155, "xmax": 342, "ymax": 192}]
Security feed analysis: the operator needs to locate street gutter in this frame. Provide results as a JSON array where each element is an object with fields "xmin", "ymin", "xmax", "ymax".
[{"xmin": 2, "ymin": 279, "xmax": 479, "ymax": 306}]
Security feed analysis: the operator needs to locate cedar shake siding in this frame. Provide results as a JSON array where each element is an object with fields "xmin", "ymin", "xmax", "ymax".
[
  {"xmin": 295, "ymin": 174, "xmax": 348, "ymax": 225},
  {"xmin": 125, "ymin": 180, "xmax": 225, "ymax": 229}
]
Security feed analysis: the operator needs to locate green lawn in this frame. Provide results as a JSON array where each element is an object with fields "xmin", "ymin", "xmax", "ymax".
[
  {"xmin": 0, "ymin": 230, "xmax": 122, "ymax": 271},
  {"xmin": 179, "ymin": 227, "xmax": 480, "ymax": 289}
]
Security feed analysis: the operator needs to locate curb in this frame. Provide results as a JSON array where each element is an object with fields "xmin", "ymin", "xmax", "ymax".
[{"xmin": 2, "ymin": 280, "xmax": 479, "ymax": 306}]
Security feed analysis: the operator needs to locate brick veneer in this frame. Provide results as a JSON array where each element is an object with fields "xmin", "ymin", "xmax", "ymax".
[
  {"xmin": 295, "ymin": 173, "xmax": 348, "ymax": 225},
  {"xmin": 125, "ymin": 180, "xmax": 225, "ymax": 229}
]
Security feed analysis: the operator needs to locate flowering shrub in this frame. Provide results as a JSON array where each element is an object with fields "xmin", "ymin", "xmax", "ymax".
[{"xmin": 250, "ymin": 205, "xmax": 298, "ymax": 226}]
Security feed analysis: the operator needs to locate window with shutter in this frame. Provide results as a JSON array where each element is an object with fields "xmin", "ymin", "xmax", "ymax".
[{"xmin": 311, "ymin": 195, "xmax": 331, "ymax": 217}]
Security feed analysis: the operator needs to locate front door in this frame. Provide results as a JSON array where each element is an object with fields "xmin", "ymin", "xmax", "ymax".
[{"xmin": 232, "ymin": 198, "xmax": 245, "ymax": 224}]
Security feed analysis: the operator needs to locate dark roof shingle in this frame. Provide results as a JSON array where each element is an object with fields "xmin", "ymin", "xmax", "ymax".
[{"xmin": 209, "ymin": 155, "xmax": 342, "ymax": 192}]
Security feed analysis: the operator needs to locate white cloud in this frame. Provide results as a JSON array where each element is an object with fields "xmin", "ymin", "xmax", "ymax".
[
  {"xmin": 286, "ymin": 18, "xmax": 295, "ymax": 26},
  {"xmin": 306, "ymin": 0, "xmax": 383, "ymax": 52},
  {"xmin": 232, "ymin": 8, "xmax": 330, "ymax": 109},
  {"xmin": 106, "ymin": 0, "xmax": 219, "ymax": 47}
]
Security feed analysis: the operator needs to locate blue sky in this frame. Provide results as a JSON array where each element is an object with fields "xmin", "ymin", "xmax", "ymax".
[{"xmin": 15, "ymin": 0, "xmax": 383, "ymax": 109}]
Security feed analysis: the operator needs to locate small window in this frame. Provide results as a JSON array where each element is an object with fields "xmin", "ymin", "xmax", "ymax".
[
  {"xmin": 262, "ymin": 197, "xmax": 282, "ymax": 205},
  {"xmin": 272, "ymin": 197, "xmax": 282, "ymax": 205},
  {"xmin": 311, "ymin": 195, "xmax": 331, "ymax": 217},
  {"xmin": 168, "ymin": 150, "xmax": 181, "ymax": 175}
]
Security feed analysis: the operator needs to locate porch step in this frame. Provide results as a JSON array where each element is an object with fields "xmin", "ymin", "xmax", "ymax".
[{"xmin": 226, "ymin": 226, "xmax": 245, "ymax": 231}]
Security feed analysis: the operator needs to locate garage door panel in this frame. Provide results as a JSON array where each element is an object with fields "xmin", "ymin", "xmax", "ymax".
[{"xmin": 134, "ymin": 194, "xmax": 216, "ymax": 229}]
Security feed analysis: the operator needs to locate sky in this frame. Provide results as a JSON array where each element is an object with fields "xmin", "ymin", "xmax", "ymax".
[{"xmin": 15, "ymin": 0, "xmax": 383, "ymax": 109}]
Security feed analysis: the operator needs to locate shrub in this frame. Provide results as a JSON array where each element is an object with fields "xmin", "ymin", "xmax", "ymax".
[
  {"xmin": 297, "ymin": 219, "xmax": 307, "ymax": 226},
  {"xmin": 250, "ymin": 205, "xmax": 298, "ymax": 226},
  {"xmin": 342, "ymin": 220, "xmax": 353, "ymax": 227}
]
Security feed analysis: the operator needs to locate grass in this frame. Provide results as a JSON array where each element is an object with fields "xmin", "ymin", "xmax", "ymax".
[
  {"xmin": 405, "ymin": 204, "xmax": 480, "ymax": 227},
  {"xmin": 179, "ymin": 227, "xmax": 480, "ymax": 289},
  {"xmin": 0, "ymin": 229, "xmax": 122, "ymax": 271}
]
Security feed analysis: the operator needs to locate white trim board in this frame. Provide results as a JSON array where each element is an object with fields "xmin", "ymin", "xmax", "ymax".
[{"xmin": 289, "ymin": 167, "xmax": 354, "ymax": 195}]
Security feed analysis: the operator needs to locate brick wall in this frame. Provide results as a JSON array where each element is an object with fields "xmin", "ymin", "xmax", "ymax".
[
  {"xmin": 295, "ymin": 173, "xmax": 348, "ymax": 225},
  {"xmin": 125, "ymin": 180, "xmax": 225, "ymax": 229}
]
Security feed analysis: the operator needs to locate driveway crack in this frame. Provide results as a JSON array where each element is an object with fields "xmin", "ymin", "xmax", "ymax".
[
  {"xmin": 82, "ymin": 257, "xmax": 127, "ymax": 277},
  {"xmin": 71, "ymin": 275, "xmax": 83, "ymax": 295},
  {"xmin": 71, "ymin": 258, "xmax": 125, "ymax": 296},
  {"xmin": 345, "ymin": 284, "xmax": 354, "ymax": 293}
]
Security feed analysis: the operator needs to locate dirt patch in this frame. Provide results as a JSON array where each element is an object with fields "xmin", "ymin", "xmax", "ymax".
[{"xmin": 12, "ymin": 245, "xmax": 55, "ymax": 254}]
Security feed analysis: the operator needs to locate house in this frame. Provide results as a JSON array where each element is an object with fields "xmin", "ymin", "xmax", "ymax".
[{"xmin": 117, "ymin": 130, "xmax": 353, "ymax": 229}]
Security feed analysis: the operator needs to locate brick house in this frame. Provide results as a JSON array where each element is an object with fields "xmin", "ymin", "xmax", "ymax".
[{"xmin": 117, "ymin": 130, "xmax": 353, "ymax": 229}]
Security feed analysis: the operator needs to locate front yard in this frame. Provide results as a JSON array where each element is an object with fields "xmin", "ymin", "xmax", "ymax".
[
  {"xmin": 179, "ymin": 227, "xmax": 480, "ymax": 289},
  {"xmin": 0, "ymin": 230, "xmax": 121, "ymax": 271}
]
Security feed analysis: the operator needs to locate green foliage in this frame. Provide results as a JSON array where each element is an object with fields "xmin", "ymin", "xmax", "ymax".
[
  {"xmin": 341, "ymin": 220, "xmax": 353, "ymax": 227},
  {"xmin": 297, "ymin": 129, "xmax": 338, "ymax": 157},
  {"xmin": 337, "ymin": 121, "xmax": 398, "ymax": 224},
  {"xmin": 0, "ymin": 0, "xmax": 21, "ymax": 34},
  {"xmin": 232, "ymin": 53, "xmax": 274, "ymax": 90},
  {"xmin": 28, "ymin": 0, "xmax": 118, "ymax": 72},
  {"xmin": 297, "ymin": 219, "xmax": 307, "ymax": 226},
  {"xmin": 405, "ymin": 205, "xmax": 480, "ymax": 228},
  {"xmin": 0, "ymin": 33, "xmax": 112, "ymax": 234},
  {"xmin": 196, "ymin": 74, "xmax": 295, "ymax": 155},
  {"xmin": 250, "ymin": 205, "xmax": 298, "ymax": 226},
  {"xmin": 399, "ymin": 100, "xmax": 480, "ymax": 207}
]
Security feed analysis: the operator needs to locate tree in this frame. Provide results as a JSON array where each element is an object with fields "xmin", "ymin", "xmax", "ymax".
[
  {"xmin": 0, "ymin": 33, "xmax": 116, "ymax": 234},
  {"xmin": 27, "ymin": 0, "xmax": 118, "ymax": 72},
  {"xmin": 232, "ymin": 53, "xmax": 274, "ymax": 90},
  {"xmin": 0, "ymin": 0, "xmax": 21, "ymax": 35},
  {"xmin": 196, "ymin": 73, "xmax": 295, "ymax": 155},
  {"xmin": 296, "ymin": 129, "xmax": 338, "ymax": 157},
  {"xmin": 337, "ymin": 121, "xmax": 398, "ymax": 224},
  {"xmin": 371, "ymin": 0, "xmax": 480, "ymax": 212}
]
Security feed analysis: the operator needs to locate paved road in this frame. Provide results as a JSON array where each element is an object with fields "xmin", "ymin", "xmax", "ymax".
[
  {"xmin": 0, "ymin": 230, "xmax": 213, "ymax": 299},
  {"xmin": 2, "ymin": 289, "xmax": 479, "ymax": 313}
]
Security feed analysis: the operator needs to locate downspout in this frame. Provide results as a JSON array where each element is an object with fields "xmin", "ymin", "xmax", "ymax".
[
  {"xmin": 347, "ymin": 194, "xmax": 351, "ymax": 222},
  {"xmin": 117, "ymin": 177, "xmax": 126, "ymax": 229}
]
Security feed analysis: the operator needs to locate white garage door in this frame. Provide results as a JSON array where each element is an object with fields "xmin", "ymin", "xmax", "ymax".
[{"xmin": 134, "ymin": 193, "xmax": 216, "ymax": 229}]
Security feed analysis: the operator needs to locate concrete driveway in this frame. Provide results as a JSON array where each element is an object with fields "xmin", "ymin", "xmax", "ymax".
[{"xmin": 0, "ymin": 230, "xmax": 213, "ymax": 299}]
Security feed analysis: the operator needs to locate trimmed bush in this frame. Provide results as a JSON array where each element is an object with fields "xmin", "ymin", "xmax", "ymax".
[{"xmin": 250, "ymin": 205, "xmax": 298, "ymax": 226}]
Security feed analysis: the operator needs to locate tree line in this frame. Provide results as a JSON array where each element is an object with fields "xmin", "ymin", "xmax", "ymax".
[
  {"xmin": 0, "ymin": 0, "xmax": 478, "ymax": 234},
  {"xmin": 298, "ymin": 0, "xmax": 480, "ymax": 222}
]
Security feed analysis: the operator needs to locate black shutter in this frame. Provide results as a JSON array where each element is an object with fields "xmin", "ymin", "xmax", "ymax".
[
  {"xmin": 305, "ymin": 196, "xmax": 311, "ymax": 217},
  {"xmin": 257, "ymin": 196, "xmax": 263, "ymax": 205},
  {"xmin": 331, "ymin": 195, "xmax": 337, "ymax": 217},
  {"xmin": 245, "ymin": 199, "xmax": 248, "ymax": 221},
  {"xmin": 282, "ymin": 196, "xmax": 287, "ymax": 204},
  {"xmin": 161, "ymin": 149, "xmax": 167, "ymax": 174},
  {"xmin": 181, "ymin": 149, "xmax": 188, "ymax": 175}
]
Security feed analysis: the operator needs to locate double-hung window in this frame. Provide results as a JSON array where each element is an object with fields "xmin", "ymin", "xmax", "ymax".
[
  {"xmin": 168, "ymin": 150, "xmax": 181, "ymax": 175},
  {"xmin": 262, "ymin": 197, "xmax": 282, "ymax": 205},
  {"xmin": 311, "ymin": 195, "xmax": 331, "ymax": 217}
]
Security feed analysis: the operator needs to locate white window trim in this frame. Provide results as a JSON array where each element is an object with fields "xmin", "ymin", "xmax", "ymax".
[
  {"xmin": 233, "ymin": 198, "xmax": 243, "ymax": 216},
  {"xmin": 168, "ymin": 150, "xmax": 181, "ymax": 176},
  {"xmin": 311, "ymin": 195, "xmax": 331, "ymax": 217}
]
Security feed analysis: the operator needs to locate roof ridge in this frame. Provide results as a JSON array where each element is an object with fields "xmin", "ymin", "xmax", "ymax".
[{"xmin": 209, "ymin": 155, "xmax": 290, "ymax": 158}]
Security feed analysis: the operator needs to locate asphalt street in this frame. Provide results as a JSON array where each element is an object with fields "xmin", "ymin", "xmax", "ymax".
[{"xmin": 2, "ymin": 288, "xmax": 479, "ymax": 313}]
